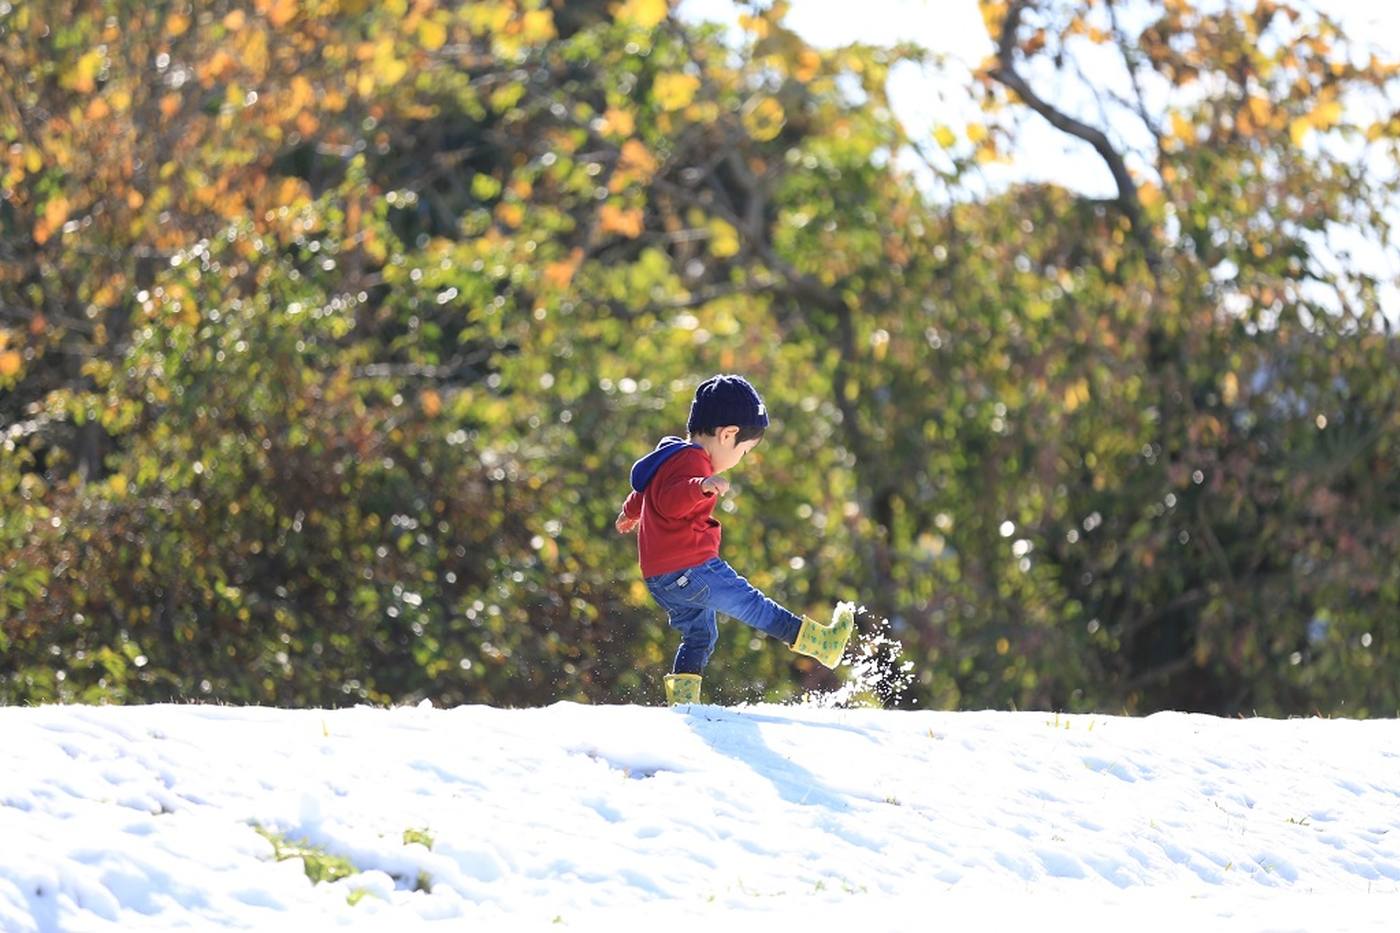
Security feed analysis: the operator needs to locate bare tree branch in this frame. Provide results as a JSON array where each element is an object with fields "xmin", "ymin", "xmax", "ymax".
[{"xmin": 988, "ymin": 0, "xmax": 1159, "ymax": 268}]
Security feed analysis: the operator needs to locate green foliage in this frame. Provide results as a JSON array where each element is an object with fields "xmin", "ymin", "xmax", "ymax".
[
  {"xmin": 2, "ymin": 0, "xmax": 1398, "ymax": 715},
  {"xmin": 403, "ymin": 827, "xmax": 434, "ymax": 850},
  {"xmin": 254, "ymin": 826, "xmax": 358, "ymax": 885}
]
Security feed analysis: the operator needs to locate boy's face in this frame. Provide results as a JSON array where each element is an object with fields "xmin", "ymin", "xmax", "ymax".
[{"xmin": 710, "ymin": 426, "xmax": 761, "ymax": 473}]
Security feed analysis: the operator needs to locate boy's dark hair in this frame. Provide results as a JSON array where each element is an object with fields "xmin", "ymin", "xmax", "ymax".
[
  {"xmin": 691, "ymin": 423, "xmax": 766, "ymax": 443},
  {"xmin": 736, "ymin": 424, "xmax": 766, "ymax": 443}
]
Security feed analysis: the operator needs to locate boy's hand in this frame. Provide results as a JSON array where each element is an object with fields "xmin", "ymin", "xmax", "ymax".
[
  {"xmin": 700, "ymin": 475, "xmax": 730, "ymax": 497},
  {"xmin": 616, "ymin": 512, "xmax": 639, "ymax": 534}
]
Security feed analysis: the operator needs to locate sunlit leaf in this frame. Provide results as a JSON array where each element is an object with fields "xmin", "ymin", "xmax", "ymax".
[
  {"xmin": 418, "ymin": 20, "xmax": 447, "ymax": 51},
  {"xmin": 614, "ymin": 0, "xmax": 669, "ymax": 30},
  {"xmin": 708, "ymin": 217, "xmax": 740, "ymax": 258},
  {"xmin": 262, "ymin": 0, "xmax": 298, "ymax": 28},
  {"xmin": 1289, "ymin": 117, "xmax": 1311, "ymax": 146},
  {"xmin": 61, "ymin": 50, "xmax": 104, "ymax": 94},
  {"xmin": 742, "ymin": 97, "xmax": 785, "ymax": 142},
  {"xmin": 520, "ymin": 10, "xmax": 556, "ymax": 43},
  {"xmin": 653, "ymin": 72, "xmax": 700, "ymax": 111},
  {"xmin": 599, "ymin": 107, "xmax": 636, "ymax": 138},
  {"xmin": 1309, "ymin": 99, "xmax": 1343, "ymax": 131},
  {"xmin": 599, "ymin": 203, "xmax": 645, "ymax": 238}
]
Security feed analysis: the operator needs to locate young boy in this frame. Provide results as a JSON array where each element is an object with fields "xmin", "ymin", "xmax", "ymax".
[{"xmin": 616, "ymin": 374, "xmax": 855, "ymax": 705}]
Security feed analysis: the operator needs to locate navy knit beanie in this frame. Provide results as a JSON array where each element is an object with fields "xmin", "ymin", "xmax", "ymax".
[{"xmin": 687, "ymin": 374, "xmax": 770, "ymax": 435}]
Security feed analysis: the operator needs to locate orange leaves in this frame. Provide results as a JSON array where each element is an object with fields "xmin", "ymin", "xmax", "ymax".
[
  {"xmin": 543, "ymin": 248, "xmax": 584, "ymax": 289},
  {"xmin": 33, "ymin": 196, "xmax": 71, "ymax": 245},
  {"xmin": 787, "ymin": 49, "xmax": 820, "ymax": 85},
  {"xmin": 598, "ymin": 107, "xmax": 636, "ymax": 139},
  {"xmin": 609, "ymin": 139, "xmax": 659, "ymax": 193},
  {"xmin": 257, "ymin": 0, "xmax": 299, "ymax": 28},
  {"xmin": 271, "ymin": 177, "xmax": 309, "ymax": 211},
  {"xmin": 201, "ymin": 51, "xmax": 238, "ymax": 86},
  {"xmin": 598, "ymin": 203, "xmax": 645, "ymax": 239},
  {"xmin": 619, "ymin": 139, "xmax": 658, "ymax": 177},
  {"xmin": 296, "ymin": 110, "xmax": 321, "ymax": 137},
  {"xmin": 495, "ymin": 201, "xmax": 525, "ymax": 228}
]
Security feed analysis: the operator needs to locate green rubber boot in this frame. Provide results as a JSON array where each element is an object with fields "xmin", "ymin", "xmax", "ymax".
[
  {"xmin": 664, "ymin": 673, "xmax": 703, "ymax": 706},
  {"xmin": 791, "ymin": 602, "xmax": 855, "ymax": 668}
]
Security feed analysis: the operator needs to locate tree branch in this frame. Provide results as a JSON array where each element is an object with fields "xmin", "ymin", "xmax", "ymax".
[{"xmin": 989, "ymin": 0, "xmax": 1159, "ymax": 268}]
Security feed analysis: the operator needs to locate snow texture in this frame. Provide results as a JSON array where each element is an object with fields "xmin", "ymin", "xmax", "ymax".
[{"xmin": 2, "ymin": 702, "xmax": 1399, "ymax": 931}]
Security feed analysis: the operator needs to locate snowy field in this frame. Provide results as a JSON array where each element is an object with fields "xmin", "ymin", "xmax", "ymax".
[{"xmin": 2, "ymin": 702, "xmax": 1398, "ymax": 931}]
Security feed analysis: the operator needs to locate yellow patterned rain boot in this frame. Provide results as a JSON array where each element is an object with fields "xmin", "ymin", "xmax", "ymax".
[
  {"xmin": 663, "ymin": 673, "xmax": 703, "ymax": 706},
  {"xmin": 791, "ymin": 602, "xmax": 855, "ymax": 668}
]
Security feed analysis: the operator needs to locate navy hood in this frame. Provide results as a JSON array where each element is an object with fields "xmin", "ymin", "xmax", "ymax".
[{"xmin": 629, "ymin": 436, "xmax": 700, "ymax": 492}]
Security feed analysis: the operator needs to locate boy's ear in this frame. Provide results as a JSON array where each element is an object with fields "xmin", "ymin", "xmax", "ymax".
[{"xmin": 720, "ymin": 425, "xmax": 739, "ymax": 445}]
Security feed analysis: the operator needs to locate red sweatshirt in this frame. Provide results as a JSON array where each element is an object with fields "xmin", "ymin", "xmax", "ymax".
[{"xmin": 621, "ymin": 446, "xmax": 721, "ymax": 577}]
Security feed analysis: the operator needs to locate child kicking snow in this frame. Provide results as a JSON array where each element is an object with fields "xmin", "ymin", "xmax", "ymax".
[{"xmin": 616, "ymin": 374, "xmax": 855, "ymax": 705}]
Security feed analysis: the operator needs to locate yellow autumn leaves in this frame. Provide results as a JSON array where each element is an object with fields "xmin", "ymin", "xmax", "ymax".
[
  {"xmin": 0, "ymin": 329, "xmax": 20, "ymax": 380},
  {"xmin": 59, "ymin": 49, "xmax": 105, "ymax": 94},
  {"xmin": 1163, "ymin": 93, "xmax": 1346, "ymax": 150},
  {"xmin": 614, "ymin": 0, "xmax": 670, "ymax": 30},
  {"xmin": 932, "ymin": 123, "xmax": 1000, "ymax": 164},
  {"xmin": 741, "ymin": 97, "xmax": 785, "ymax": 143},
  {"xmin": 653, "ymin": 73, "xmax": 699, "ymax": 111},
  {"xmin": 1289, "ymin": 96, "xmax": 1344, "ymax": 146}
]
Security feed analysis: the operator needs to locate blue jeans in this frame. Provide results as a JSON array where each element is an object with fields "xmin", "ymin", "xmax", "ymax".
[{"xmin": 645, "ymin": 558, "xmax": 803, "ymax": 675}]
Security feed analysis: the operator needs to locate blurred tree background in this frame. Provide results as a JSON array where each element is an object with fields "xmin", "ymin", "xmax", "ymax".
[{"xmin": 2, "ymin": 0, "xmax": 1398, "ymax": 714}]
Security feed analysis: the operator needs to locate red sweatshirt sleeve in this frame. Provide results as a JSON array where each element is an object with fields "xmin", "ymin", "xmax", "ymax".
[
  {"xmin": 650, "ymin": 451, "xmax": 712, "ymax": 517},
  {"xmin": 622, "ymin": 489, "xmax": 643, "ymax": 520}
]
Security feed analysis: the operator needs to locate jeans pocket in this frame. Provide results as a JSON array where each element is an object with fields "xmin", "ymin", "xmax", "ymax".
[
  {"xmin": 676, "ymin": 569, "xmax": 711, "ymax": 606},
  {"xmin": 682, "ymin": 582, "xmax": 710, "ymax": 606},
  {"xmin": 649, "ymin": 569, "xmax": 710, "ymax": 607}
]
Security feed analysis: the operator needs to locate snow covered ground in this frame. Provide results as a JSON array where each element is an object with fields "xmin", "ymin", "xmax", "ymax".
[{"xmin": 2, "ymin": 701, "xmax": 1398, "ymax": 931}]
